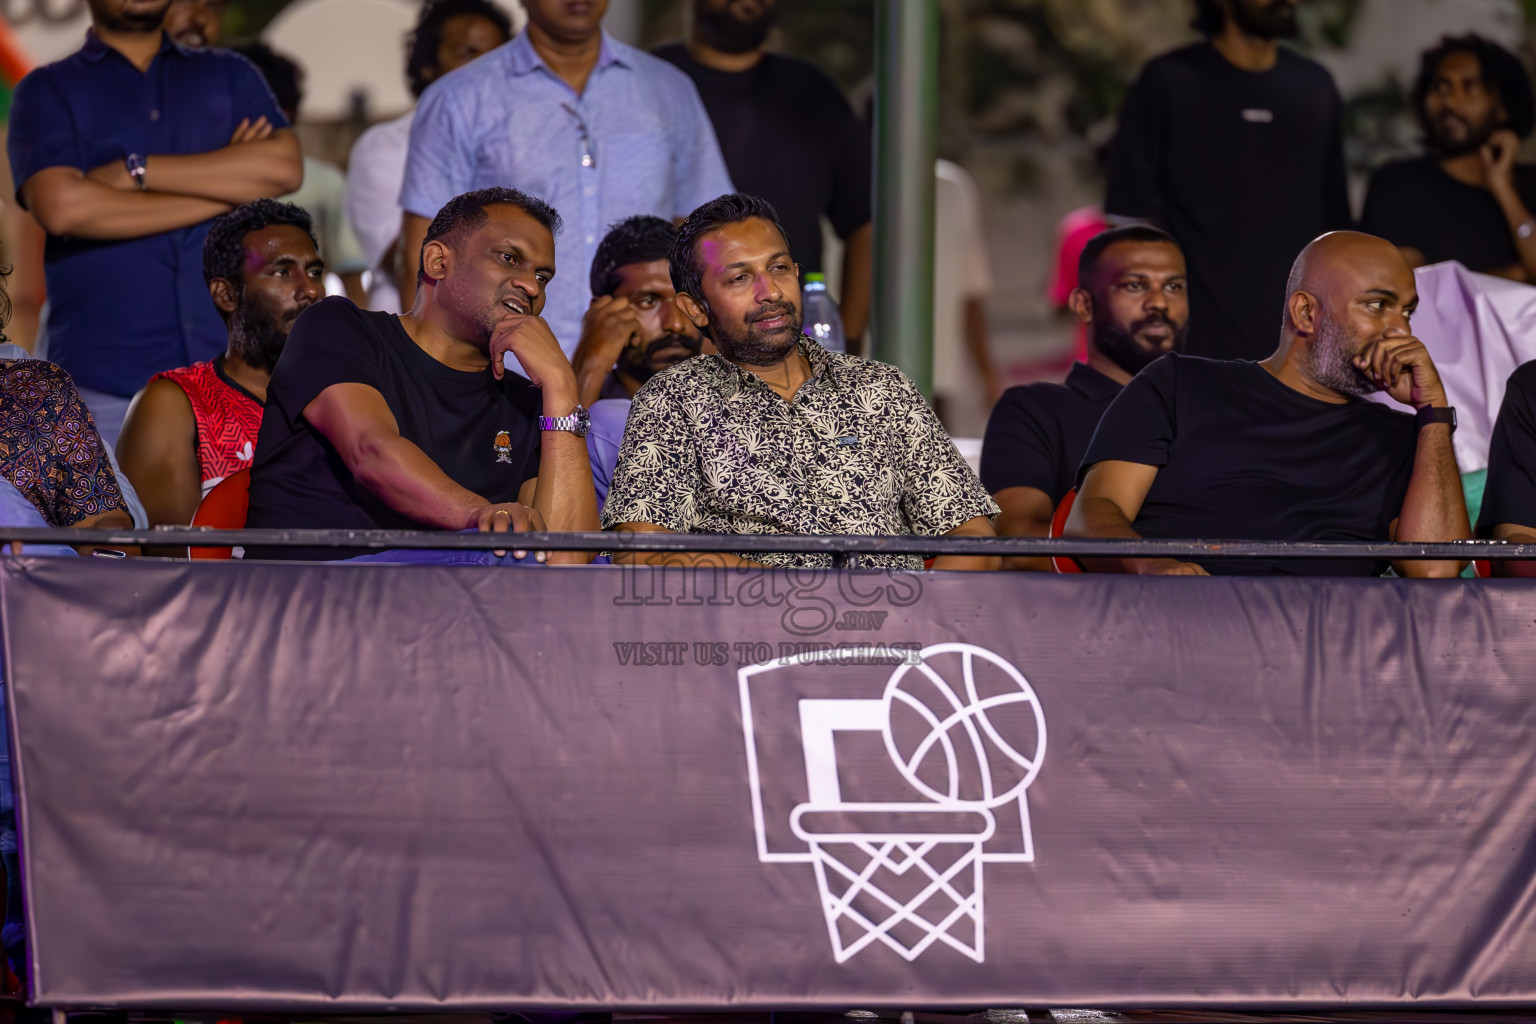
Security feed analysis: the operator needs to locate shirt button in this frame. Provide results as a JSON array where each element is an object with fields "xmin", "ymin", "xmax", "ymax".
[
  {"xmin": 150, "ymin": 109, "xmax": 160, "ymax": 120},
  {"xmin": 586, "ymin": 234, "xmax": 595, "ymax": 243}
]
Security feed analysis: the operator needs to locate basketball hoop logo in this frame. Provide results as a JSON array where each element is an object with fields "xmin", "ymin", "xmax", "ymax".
[{"xmin": 739, "ymin": 643, "xmax": 1046, "ymax": 964}]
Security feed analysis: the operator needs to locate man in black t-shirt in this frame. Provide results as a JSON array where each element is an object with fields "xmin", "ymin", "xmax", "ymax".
[
  {"xmin": 247, "ymin": 186, "xmax": 598, "ymax": 560},
  {"xmin": 1067, "ymin": 231, "xmax": 1469, "ymax": 578},
  {"xmin": 1361, "ymin": 35, "xmax": 1536, "ymax": 283},
  {"xmin": 981, "ymin": 225, "xmax": 1186, "ymax": 571},
  {"xmin": 1106, "ymin": 0, "xmax": 1351, "ymax": 361},
  {"xmin": 655, "ymin": 0, "xmax": 872, "ymax": 341},
  {"xmin": 1475, "ymin": 361, "xmax": 1536, "ymax": 576}
]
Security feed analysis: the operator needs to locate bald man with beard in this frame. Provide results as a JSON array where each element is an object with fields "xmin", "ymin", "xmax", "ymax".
[{"xmin": 1066, "ymin": 231, "xmax": 1469, "ymax": 577}]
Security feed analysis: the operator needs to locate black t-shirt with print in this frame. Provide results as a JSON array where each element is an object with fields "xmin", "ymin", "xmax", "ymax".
[
  {"xmin": 1079, "ymin": 353, "xmax": 1418, "ymax": 576},
  {"xmin": 1361, "ymin": 156, "xmax": 1536, "ymax": 274},
  {"xmin": 247, "ymin": 297, "xmax": 541, "ymax": 559},
  {"xmin": 1106, "ymin": 43, "xmax": 1352, "ymax": 362}
]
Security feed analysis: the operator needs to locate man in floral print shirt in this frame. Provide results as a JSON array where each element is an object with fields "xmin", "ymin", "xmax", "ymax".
[
  {"xmin": 0, "ymin": 357, "xmax": 137, "ymax": 556},
  {"xmin": 602, "ymin": 193, "xmax": 999, "ymax": 570}
]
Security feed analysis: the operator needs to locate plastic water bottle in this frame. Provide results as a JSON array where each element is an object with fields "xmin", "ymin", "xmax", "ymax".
[{"xmin": 802, "ymin": 273, "xmax": 846, "ymax": 353}]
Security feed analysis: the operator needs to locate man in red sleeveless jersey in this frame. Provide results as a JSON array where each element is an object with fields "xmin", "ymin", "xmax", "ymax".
[{"xmin": 117, "ymin": 199, "xmax": 324, "ymax": 531}]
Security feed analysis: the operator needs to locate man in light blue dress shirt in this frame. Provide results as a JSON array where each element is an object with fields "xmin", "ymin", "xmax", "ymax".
[{"xmin": 396, "ymin": 0, "xmax": 734, "ymax": 358}]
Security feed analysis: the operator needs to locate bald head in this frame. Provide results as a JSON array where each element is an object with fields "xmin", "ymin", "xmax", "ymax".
[
  {"xmin": 1281, "ymin": 231, "xmax": 1420, "ymax": 398},
  {"xmin": 1284, "ymin": 231, "xmax": 1416, "ymax": 329}
]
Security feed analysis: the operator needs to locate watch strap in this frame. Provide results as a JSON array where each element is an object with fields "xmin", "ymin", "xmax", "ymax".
[
  {"xmin": 1416, "ymin": 405, "xmax": 1456, "ymax": 432},
  {"xmin": 125, "ymin": 153, "xmax": 147, "ymax": 191}
]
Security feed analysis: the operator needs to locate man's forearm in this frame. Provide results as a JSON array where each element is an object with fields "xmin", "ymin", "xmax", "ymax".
[
  {"xmin": 931, "ymin": 515, "xmax": 1000, "ymax": 572},
  {"xmin": 839, "ymin": 222, "xmax": 872, "ymax": 347},
  {"xmin": 349, "ymin": 430, "xmax": 492, "ymax": 529},
  {"xmin": 528, "ymin": 391, "xmax": 600, "ymax": 564},
  {"xmin": 26, "ymin": 172, "xmax": 230, "ymax": 239},
  {"xmin": 1392, "ymin": 421, "xmax": 1470, "ymax": 577},
  {"xmin": 143, "ymin": 134, "xmax": 303, "ymax": 204}
]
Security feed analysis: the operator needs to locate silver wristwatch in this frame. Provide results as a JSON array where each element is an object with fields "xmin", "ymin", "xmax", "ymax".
[
  {"xmin": 539, "ymin": 404, "xmax": 590, "ymax": 438},
  {"xmin": 125, "ymin": 153, "xmax": 147, "ymax": 190}
]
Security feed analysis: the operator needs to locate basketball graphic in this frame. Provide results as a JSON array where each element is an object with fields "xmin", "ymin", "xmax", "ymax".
[
  {"xmin": 493, "ymin": 430, "xmax": 513, "ymax": 463},
  {"xmin": 738, "ymin": 643, "xmax": 1047, "ymax": 964},
  {"xmin": 883, "ymin": 644, "xmax": 1046, "ymax": 808}
]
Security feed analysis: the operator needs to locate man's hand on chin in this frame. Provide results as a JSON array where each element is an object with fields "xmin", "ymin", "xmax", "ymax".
[{"xmin": 487, "ymin": 312, "xmax": 579, "ymax": 400}]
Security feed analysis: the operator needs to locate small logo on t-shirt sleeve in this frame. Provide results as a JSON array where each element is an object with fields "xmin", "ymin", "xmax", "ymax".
[{"xmin": 493, "ymin": 430, "xmax": 514, "ymax": 464}]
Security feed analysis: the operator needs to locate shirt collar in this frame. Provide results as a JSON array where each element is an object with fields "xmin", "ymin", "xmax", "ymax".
[
  {"xmin": 1065, "ymin": 361, "xmax": 1125, "ymax": 402},
  {"xmin": 704, "ymin": 336, "xmax": 843, "ymax": 400},
  {"xmin": 81, "ymin": 27, "xmax": 181, "ymax": 64},
  {"xmin": 504, "ymin": 28, "xmax": 628, "ymax": 79}
]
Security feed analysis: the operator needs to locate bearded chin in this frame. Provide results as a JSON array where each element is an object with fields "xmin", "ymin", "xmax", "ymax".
[
  {"xmin": 711, "ymin": 315, "xmax": 801, "ymax": 367},
  {"xmin": 229, "ymin": 302, "xmax": 290, "ymax": 372},
  {"xmin": 1311, "ymin": 316, "xmax": 1378, "ymax": 397},
  {"xmin": 1231, "ymin": 0, "xmax": 1297, "ymax": 39},
  {"xmin": 695, "ymin": 3, "xmax": 774, "ymax": 54}
]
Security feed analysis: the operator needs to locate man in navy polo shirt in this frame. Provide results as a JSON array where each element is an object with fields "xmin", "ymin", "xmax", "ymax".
[{"xmin": 7, "ymin": 0, "xmax": 303, "ymax": 445}]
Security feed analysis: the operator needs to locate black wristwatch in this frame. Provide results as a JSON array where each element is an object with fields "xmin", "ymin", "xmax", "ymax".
[{"xmin": 1416, "ymin": 405, "xmax": 1457, "ymax": 432}]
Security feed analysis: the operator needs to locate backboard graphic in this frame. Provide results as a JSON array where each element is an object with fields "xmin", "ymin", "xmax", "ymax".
[{"xmin": 739, "ymin": 643, "xmax": 1046, "ymax": 963}]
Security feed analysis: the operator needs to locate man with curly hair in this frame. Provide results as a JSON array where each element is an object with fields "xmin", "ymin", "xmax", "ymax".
[
  {"xmin": 1362, "ymin": 35, "xmax": 1536, "ymax": 282},
  {"xmin": 116, "ymin": 199, "xmax": 324, "ymax": 532}
]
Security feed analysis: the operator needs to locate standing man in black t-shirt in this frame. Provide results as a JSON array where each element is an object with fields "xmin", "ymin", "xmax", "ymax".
[
  {"xmin": 655, "ymin": 0, "xmax": 872, "ymax": 342},
  {"xmin": 981, "ymin": 225, "xmax": 1187, "ymax": 571},
  {"xmin": 1066, "ymin": 231, "xmax": 1469, "ymax": 578},
  {"xmin": 247, "ymin": 186, "xmax": 599, "ymax": 561},
  {"xmin": 1361, "ymin": 36, "xmax": 1536, "ymax": 283},
  {"xmin": 1106, "ymin": 0, "xmax": 1351, "ymax": 361}
]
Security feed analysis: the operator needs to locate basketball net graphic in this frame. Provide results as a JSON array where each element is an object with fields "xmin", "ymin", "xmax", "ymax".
[{"xmin": 739, "ymin": 643, "xmax": 1046, "ymax": 964}]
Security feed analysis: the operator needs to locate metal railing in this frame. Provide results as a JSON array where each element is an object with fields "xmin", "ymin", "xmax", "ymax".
[{"xmin": 0, "ymin": 526, "xmax": 1525, "ymax": 563}]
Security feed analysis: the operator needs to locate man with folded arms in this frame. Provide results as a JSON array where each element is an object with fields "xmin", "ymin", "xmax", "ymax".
[
  {"xmin": 982, "ymin": 224, "xmax": 1187, "ymax": 570},
  {"xmin": 247, "ymin": 186, "xmax": 597, "ymax": 561},
  {"xmin": 602, "ymin": 193, "xmax": 998, "ymax": 570},
  {"xmin": 1066, "ymin": 231, "xmax": 1469, "ymax": 577}
]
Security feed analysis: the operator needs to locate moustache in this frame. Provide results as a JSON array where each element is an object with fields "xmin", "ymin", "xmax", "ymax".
[
  {"xmin": 747, "ymin": 301, "xmax": 796, "ymax": 324},
  {"xmin": 643, "ymin": 333, "xmax": 702, "ymax": 359}
]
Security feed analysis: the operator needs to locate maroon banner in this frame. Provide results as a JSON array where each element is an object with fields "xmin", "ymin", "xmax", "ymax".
[{"xmin": 4, "ymin": 557, "xmax": 1536, "ymax": 1010}]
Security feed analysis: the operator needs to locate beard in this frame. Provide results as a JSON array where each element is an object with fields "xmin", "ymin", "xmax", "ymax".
[
  {"xmin": 1093, "ymin": 310, "xmax": 1184, "ymax": 375},
  {"xmin": 228, "ymin": 293, "xmax": 298, "ymax": 371},
  {"xmin": 1229, "ymin": 0, "xmax": 1297, "ymax": 40},
  {"xmin": 710, "ymin": 300, "xmax": 801, "ymax": 366},
  {"xmin": 620, "ymin": 331, "xmax": 704, "ymax": 385},
  {"xmin": 1428, "ymin": 108, "xmax": 1503, "ymax": 157},
  {"xmin": 1309, "ymin": 313, "xmax": 1377, "ymax": 397},
  {"xmin": 88, "ymin": 0, "xmax": 171, "ymax": 33},
  {"xmin": 694, "ymin": 0, "xmax": 774, "ymax": 55}
]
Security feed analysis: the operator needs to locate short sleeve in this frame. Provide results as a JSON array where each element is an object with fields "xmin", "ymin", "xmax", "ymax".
[
  {"xmin": 823, "ymin": 92, "xmax": 872, "ymax": 239},
  {"xmin": 600, "ymin": 379, "xmax": 707, "ymax": 532},
  {"xmin": 980, "ymin": 387, "xmax": 1060, "ymax": 498},
  {"xmin": 399, "ymin": 83, "xmax": 474, "ymax": 220},
  {"xmin": 1478, "ymin": 363, "xmax": 1536, "ymax": 532},
  {"xmin": 268, "ymin": 299, "xmax": 385, "ymax": 424},
  {"xmin": 225, "ymin": 52, "xmax": 290, "ymax": 129},
  {"xmin": 1104, "ymin": 64, "xmax": 1164, "ymax": 222},
  {"xmin": 7, "ymin": 71, "xmax": 83, "ymax": 198},
  {"xmin": 894, "ymin": 373, "xmax": 1000, "ymax": 535},
  {"xmin": 1078, "ymin": 354, "xmax": 1178, "ymax": 483},
  {"xmin": 666, "ymin": 77, "xmax": 735, "ymax": 217}
]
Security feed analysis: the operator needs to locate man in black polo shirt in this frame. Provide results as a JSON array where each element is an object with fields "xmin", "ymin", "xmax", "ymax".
[
  {"xmin": 1066, "ymin": 231, "xmax": 1469, "ymax": 578},
  {"xmin": 980, "ymin": 225, "xmax": 1186, "ymax": 570},
  {"xmin": 655, "ymin": 0, "xmax": 872, "ymax": 341},
  {"xmin": 1361, "ymin": 35, "xmax": 1536, "ymax": 283},
  {"xmin": 1106, "ymin": 0, "xmax": 1351, "ymax": 360},
  {"xmin": 247, "ymin": 186, "xmax": 598, "ymax": 561}
]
